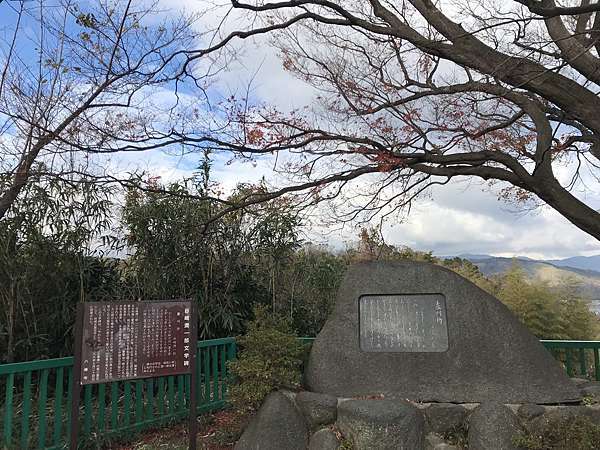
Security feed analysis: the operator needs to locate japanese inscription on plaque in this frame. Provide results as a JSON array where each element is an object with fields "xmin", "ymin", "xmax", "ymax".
[
  {"xmin": 79, "ymin": 301, "xmax": 193, "ymax": 384},
  {"xmin": 359, "ymin": 294, "xmax": 448, "ymax": 352}
]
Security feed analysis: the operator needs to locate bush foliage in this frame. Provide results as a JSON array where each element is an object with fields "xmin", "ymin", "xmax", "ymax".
[
  {"xmin": 493, "ymin": 264, "xmax": 599, "ymax": 340},
  {"xmin": 227, "ymin": 305, "xmax": 306, "ymax": 415}
]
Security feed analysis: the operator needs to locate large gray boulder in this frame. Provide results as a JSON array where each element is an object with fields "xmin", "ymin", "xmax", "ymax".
[
  {"xmin": 337, "ymin": 399, "xmax": 425, "ymax": 450},
  {"xmin": 425, "ymin": 403, "xmax": 468, "ymax": 434},
  {"xmin": 425, "ymin": 434, "xmax": 459, "ymax": 450},
  {"xmin": 517, "ymin": 403, "xmax": 545, "ymax": 421},
  {"xmin": 308, "ymin": 428, "xmax": 341, "ymax": 450},
  {"xmin": 296, "ymin": 391, "xmax": 338, "ymax": 429},
  {"xmin": 306, "ymin": 261, "xmax": 580, "ymax": 403},
  {"xmin": 235, "ymin": 391, "xmax": 308, "ymax": 450},
  {"xmin": 468, "ymin": 402, "xmax": 521, "ymax": 450}
]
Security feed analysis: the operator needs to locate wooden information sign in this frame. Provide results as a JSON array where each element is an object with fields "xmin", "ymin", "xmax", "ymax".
[
  {"xmin": 71, "ymin": 300, "xmax": 198, "ymax": 449},
  {"xmin": 79, "ymin": 301, "xmax": 193, "ymax": 383}
]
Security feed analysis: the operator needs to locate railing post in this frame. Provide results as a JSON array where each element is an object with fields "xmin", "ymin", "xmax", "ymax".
[
  {"xmin": 135, "ymin": 380, "xmax": 144, "ymax": 431},
  {"xmin": 53, "ymin": 367, "xmax": 65, "ymax": 446},
  {"xmin": 167, "ymin": 376, "xmax": 175, "ymax": 416},
  {"xmin": 97, "ymin": 383, "xmax": 105, "ymax": 433},
  {"xmin": 146, "ymin": 379, "xmax": 154, "ymax": 423},
  {"xmin": 124, "ymin": 381, "xmax": 132, "ymax": 426},
  {"xmin": 110, "ymin": 382, "xmax": 118, "ymax": 430},
  {"xmin": 226, "ymin": 341, "xmax": 237, "ymax": 397},
  {"xmin": 3, "ymin": 373, "xmax": 14, "ymax": 449},
  {"xmin": 220, "ymin": 344, "xmax": 227, "ymax": 400},
  {"xmin": 177, "ymin": 375, "xmax": 185, "ymax": 413},
  {"xmin": 566, "ymin": 349, "xmax": 574, "ymax": 376},
  {"xmin": 21, "ymin": 371, "xmax": 32, "ymax": 449},
  {"xmin": 579, "ymin": 348, "xmax": 587, "ymax": 376},
  {"xmin": 212, "ymin": 346, "xmax": 218, "ymax": 402},
  {"xmin": 203, "ymin": 348, "xmax": 210, "ymax": 403},
  {"xmin": 37, "ymin": 369, "xmax": 49, "ymax": 449},
  {"xmin": 157, "ymin": 377, "xmax": 165, "ymax": 417},
  {"xmin": 66, "ymin": 366, "xmax": 73, "ymax": 445}
]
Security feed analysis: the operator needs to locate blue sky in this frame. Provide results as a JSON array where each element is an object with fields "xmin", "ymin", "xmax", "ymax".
[{"xmin": 1, "ymin": 0, "xmax": 599, "ymax": 259}]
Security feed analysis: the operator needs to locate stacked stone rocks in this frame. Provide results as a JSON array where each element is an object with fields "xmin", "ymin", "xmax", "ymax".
[{"xmin": 235, "ymin": 386, "xmax": 600, "ymax": 450}]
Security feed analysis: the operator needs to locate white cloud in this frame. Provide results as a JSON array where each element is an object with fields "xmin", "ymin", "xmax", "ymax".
[{"xmin": 379, "ymin": 181, "xmax": 600, "ymax": 259}]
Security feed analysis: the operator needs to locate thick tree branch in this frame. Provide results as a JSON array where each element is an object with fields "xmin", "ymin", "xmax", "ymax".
[{"xmin": 514, "ymin": 0, "xmax": 600, "ymax": 17}]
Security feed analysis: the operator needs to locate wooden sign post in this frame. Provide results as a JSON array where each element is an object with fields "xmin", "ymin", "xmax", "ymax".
[{"xmin": 70, "ymin": 300, "xmax": 198, "ymax": 449}]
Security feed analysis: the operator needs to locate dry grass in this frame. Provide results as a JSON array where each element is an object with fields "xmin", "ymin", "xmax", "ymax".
[{"xmin": 111, "ymin": 411, "xmax": 237, "ymax": 450}]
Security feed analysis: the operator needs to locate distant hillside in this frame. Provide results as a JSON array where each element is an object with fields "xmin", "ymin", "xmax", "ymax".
[
  {"xmin": 453, "ymin": 253, "xmax": 600, "ymax": 273},
  {"xmin": 545, "ymin": 255, "xmax": 600, "ymax": 272},
  {"xmin": 458, "ymin": 256, "xmax": 600, "ymax": 311}
]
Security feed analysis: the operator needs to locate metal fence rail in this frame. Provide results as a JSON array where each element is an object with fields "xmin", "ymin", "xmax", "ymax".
[
  {"xmin": 1, "ymin": 337, "xmax": 236, "ymax": 450},
  {"xmin": 541, "ymin": 340, "xmax": 600, "ymax": 381}
]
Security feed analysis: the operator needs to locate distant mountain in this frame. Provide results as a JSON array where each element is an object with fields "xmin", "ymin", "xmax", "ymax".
[
  {"xmin": 545, "ymin": 255, "xmax": 600, "ymax": 273},
  {"xmin": 447, "ymin": 253, "xmax": 600, "ymax": 272},
  {"xmin": 444, "ymin": 253, "xmax": 536, "ymax": 262},
  {"xmin": 453, "ymin": 256, "xmax": 600, "ymax": 306},
  {"xmin": 452, "ymin": 253, "xmax": 495, "ymax": 261}
]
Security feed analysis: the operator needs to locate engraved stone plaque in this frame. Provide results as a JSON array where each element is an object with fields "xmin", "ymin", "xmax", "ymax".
[
  {"xmin": 79, "ymin": 301, "xmax": 193, "ymax": 384},
  {"xmin": 359, "ymin": 294, "xmax": 448, "ymax": 352}
]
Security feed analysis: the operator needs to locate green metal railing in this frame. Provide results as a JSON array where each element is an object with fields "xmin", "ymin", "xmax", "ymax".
[
  {"xmin": 541, "ymin": 340, "xmax": 600, "ymax": 381},
  {"xmin": 0, "ymin": 337, "xmax": 236, "ymax": 450}
]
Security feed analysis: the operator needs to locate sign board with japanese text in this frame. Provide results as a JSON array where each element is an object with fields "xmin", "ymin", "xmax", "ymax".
[{"xmin": 78, "ymin": 301, "xmax": 193, "ymax": 384}]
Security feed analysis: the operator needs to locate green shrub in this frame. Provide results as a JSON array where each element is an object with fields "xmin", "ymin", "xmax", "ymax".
[
  {"xmin": 227, "ymin": 305, "xmax": 306, "ymax": 415},
  {"xmin": 514, "ymin": 415, "xmax": 600, "ymax": 450}
]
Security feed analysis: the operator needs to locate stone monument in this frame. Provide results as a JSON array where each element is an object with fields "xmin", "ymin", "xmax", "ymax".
[
  {"xmin": 236, "ymin": 261, "xmax": 589, "ymax": 450},
  {"xmin": 306, "ymin": 260, "xmax": 579, "ymax": 403}
]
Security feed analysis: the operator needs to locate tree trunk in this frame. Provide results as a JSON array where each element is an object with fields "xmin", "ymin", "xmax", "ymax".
[
  {"xmin": 0, "ymin": 182, "xmax": 24, "ymax": 221},
  {"xmin": 5, "ymin": 286, "xmax": 16, "ymax": 363},
  {"xmin": 533, "ymin": 178, "xmax": 600, "ymax": 241}
]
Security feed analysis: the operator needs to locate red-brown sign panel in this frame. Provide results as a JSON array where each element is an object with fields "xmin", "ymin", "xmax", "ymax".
[{"xmin": 79, "ymin": 301, "xmax": 193, "ymax": 384}]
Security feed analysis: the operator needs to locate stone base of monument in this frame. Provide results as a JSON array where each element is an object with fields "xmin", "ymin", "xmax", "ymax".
[{"xmin": 235, "ymin": 384, "xmax": 600, "ymax": 450}]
